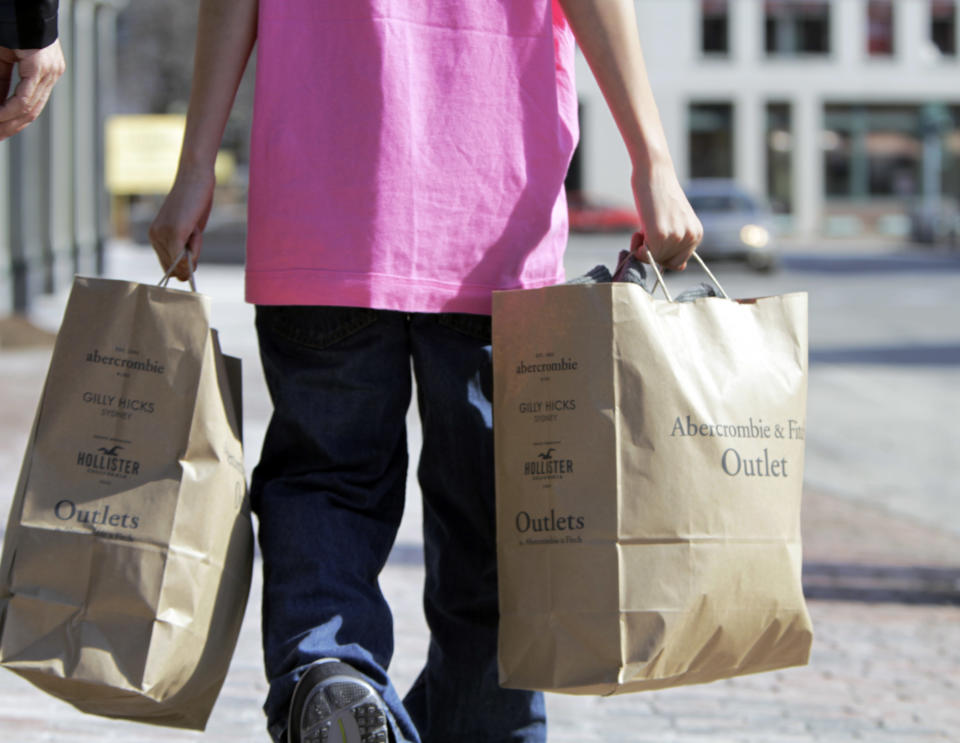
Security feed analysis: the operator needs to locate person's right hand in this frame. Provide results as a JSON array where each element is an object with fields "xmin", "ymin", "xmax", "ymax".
[
  {"xmin": 630, "ymin": 158, "xmax": 702, "ymax": 271},
  {"xmin": 0, "ymin": 39, "xmax": 66, "ymax": 141},
  {"xmin": 149, "ymin": 167, "xmax": 216, "ymax": 282}
]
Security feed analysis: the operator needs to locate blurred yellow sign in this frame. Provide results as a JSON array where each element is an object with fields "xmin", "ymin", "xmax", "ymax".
[{"xmin": 105, "ymin": 114, "xmax": 236, "ymax": 195}]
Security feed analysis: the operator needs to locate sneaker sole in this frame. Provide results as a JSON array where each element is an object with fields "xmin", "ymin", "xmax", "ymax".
[{"xmin": 289, "ymin": 661, "xmax": 389, "ymax": 743}]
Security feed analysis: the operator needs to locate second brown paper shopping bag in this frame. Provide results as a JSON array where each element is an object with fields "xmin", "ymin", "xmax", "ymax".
[
  {"xmin": 0, "ymin": 276, "xmax": 252, "ymax": 728},
  {"xmin": 493, "ymin": 268, "xmax": 813, "ymax": 694}
]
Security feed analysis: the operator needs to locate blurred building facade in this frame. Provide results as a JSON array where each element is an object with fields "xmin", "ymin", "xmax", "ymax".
[
  {"xmin": 0, "ymin": 0, "xmax": 124, "ymax": 315},
  {"xmin": 575, "ymin": 0, "xmax": 960, "ymax": 238}
]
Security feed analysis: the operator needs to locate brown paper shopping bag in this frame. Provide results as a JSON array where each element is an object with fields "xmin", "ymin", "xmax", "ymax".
[
  {"xmin": 0, "ymin": 275, "xmax": 253, "ymax": 729},
  {"xmin": 493, "ymin": 257, "xmax": 813, "ymax": 695}
]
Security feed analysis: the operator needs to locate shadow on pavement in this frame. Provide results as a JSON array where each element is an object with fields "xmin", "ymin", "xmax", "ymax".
[
  {"xmin": 810, "ymin": 343, "xmax": 960, "ymax": 366},
  {"xmin": 387, "ymin": 542, "xmax": 960, "ymax": 607},
  {"xmin": 803, "ymin": 562, "xmax": 960, "ymax": 606},
  {"xmin": 783, "ymin": 251, "xmax": 960, "ymax": 274}
]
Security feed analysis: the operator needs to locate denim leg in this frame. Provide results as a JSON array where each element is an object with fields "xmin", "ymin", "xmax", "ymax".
[
  {"xmin": 251, "ymin": 306, "xmax": 420, "ymax": 743},
  {"xmin": 404, "ymin": 313, "xmax": 547, "ymax": 743}
]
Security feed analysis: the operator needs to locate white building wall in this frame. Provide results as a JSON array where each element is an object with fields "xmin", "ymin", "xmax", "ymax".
[{"xmin": 574, "ymin": 0, "xmax": 960, "ymax": 237}]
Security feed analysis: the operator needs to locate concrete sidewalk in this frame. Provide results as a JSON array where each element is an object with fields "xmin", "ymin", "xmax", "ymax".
[{"xmin": 0, "ymin": 242, "xmax": 957, "ymax": 742}]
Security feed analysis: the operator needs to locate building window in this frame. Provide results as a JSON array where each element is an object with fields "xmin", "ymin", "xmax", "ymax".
[
  {"xmin": 701, "ymin": 0, "xmax": 730, "ymax": 55},
  {"xmin": 565, "ymin": 103, "xmax": 584, "ymax": 195},
  {"xmin": 824, "ymin": 105, "xmax": 922, "ymax": 199},
  {"xmin": 767, "ymin": 103, "xmax": 793, "ymax": 213},
  {"xmin": 765, "ymin": 0, "xmax": 831, "ymax": 56},
  {"xmin": 689, "ymin": 103, "xmax": 734, "ymax": 179},
  {"xmin": 931, "ymin": 0, "xmax": 957, "ymax": 56},
  {"xmin": 944, "ymin": 105, "xmax": 960, "ymax": 200},
  {"xmin": 867, "ymin": 0, "xmax": 895, "ymax": 56}
]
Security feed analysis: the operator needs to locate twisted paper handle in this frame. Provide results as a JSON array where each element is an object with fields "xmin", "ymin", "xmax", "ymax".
[
  {"xmin": 644, "ymin": 251, "xmax": 729, "ymax": 302},
  {"xmin": 159, "ymin": 248, "xmax": 198, "ymax": 293}
]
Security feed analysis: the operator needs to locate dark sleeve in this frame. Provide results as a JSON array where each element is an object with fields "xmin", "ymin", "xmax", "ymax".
[{"xmin": 0, "ymin": 1, "xmax": 59, "ymax": 49}]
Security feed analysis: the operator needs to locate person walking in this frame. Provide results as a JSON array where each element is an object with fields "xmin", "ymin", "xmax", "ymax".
[
  {"xmin": 0, "ymin": 0, "xmax": 65, "ymax": 141},
  {"xmin": 150, "ymin": 1, "xmax": 702, "ymax": 741}
]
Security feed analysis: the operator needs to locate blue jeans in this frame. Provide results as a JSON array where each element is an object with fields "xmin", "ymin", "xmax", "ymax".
[{"xmin": 250, "ymin": 306, "xmax": 546, "ymax": 743}]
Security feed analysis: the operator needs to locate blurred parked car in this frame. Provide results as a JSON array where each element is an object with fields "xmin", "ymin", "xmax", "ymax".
[
  {"xmin": 685, "ymin": 179, "xmax": 779, "ymax": 272},
  {"xmin": 910, "ymin": 197, "xmax": 960, "ymax": 249},
  {"xmin": 567, "ymin": 191, "xmax": 642, "ymax": 233}
]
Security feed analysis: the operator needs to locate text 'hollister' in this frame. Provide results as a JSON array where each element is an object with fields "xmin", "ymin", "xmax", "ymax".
[
  {"xmin": 77, "ymin": 448, "xmax": 141, "ymax": 476},
  {"xmin": 524, "ymin": 458, "xmax": 574, "ymax": 476}
]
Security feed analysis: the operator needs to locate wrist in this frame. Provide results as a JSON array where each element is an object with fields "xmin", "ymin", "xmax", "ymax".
[
  {"xmin": 177, "ymin": 148, "xmax": 218, "ymax": 173},
  {"xmin": 628, "ymin": 138, "xmax": 674, "ymax": 176}
]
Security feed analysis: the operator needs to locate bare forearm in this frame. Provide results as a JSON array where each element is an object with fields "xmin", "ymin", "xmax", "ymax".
[
  {"xmin": 558, "ymin": 0, "xmax": 701, "ymax": 269},
  {"xmin": 179, "ymin": 0, "xmax": 257, "ymax": 171},
  {"xmin": 149, "ymin": 0, "xmax": 256, "ymax": 280},
  {"xmin": 557, "ymin": 0, "xmax": 671, "ymax": 171}
]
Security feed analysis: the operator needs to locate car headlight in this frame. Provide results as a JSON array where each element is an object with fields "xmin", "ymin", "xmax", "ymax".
[{"xmin": 740, "ymin": 224, "xmax": 770, "ymax": 249}]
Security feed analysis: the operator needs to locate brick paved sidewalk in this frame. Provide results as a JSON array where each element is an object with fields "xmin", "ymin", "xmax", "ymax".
[
  {"xmin": 2, "ymin": 435, "xmax": 956, "ymax": 742},
  {"xmin": 1, "ymin": 555, "xmax": 957, "ymax": 743}
]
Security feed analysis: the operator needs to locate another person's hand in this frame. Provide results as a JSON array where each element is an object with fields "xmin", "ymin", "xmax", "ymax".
[
  {"xmin": 631, "ymin": 160, "xmax": 703, "ymax": 271},
  {"xmin": 149, "ymin": 167, "xmax": 216, "ymax": 282},
  {"xmin": 0, "ymin": 39, "xmax": 66, "ymax": 141}
]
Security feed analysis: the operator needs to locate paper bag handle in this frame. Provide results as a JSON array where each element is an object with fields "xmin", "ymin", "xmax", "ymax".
[
  {"xmin": 159, "ymin": 248, "xmax": 199, "ymax": 293},
  {"xmin": 619, "ymin": 233, "xmax": 729, "ymax": 302},
  {"xmin": 643, "ymin": 251, "xmax": 729, "ymax": 302}
]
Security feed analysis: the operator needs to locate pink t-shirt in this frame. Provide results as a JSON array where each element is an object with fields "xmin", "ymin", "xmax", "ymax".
[{"xmin": 246, "ymin": 0, "xmax": 578, "ymax": 315}]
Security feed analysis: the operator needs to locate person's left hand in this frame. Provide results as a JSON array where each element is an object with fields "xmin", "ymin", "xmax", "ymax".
[
  {"xmin": 149, "ymin": 165, "xmax": 216, "ymax": 282},
  {"xmin": 0, "ymin": 39, "xmax": 66, "ymax": 141}
]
